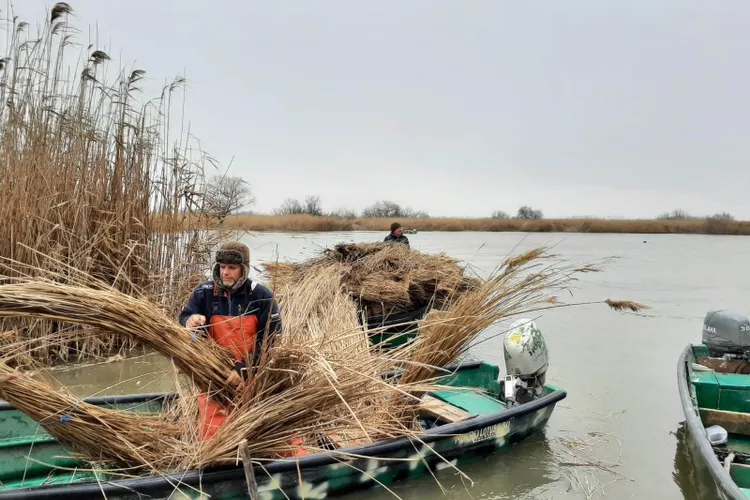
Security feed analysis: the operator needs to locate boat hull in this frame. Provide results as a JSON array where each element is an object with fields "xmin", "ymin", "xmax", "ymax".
[{"xmin": 0, "ymin": 362, "xmax": 566, "ymax": 500}]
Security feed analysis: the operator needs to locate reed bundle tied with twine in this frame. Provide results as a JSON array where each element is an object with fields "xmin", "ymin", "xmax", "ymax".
[{"xmin": 263, "ymin": 242, "xmax": 480, "ymax": 318}]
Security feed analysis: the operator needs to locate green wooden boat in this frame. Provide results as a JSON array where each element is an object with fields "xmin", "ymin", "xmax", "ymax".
[
  {"xmin": 679, "ymin": 343, "xmax": 750, "ymax": 499},
  {"xmin": 0, "ymin": 361, "xmax": 565, "ymax": 500}
]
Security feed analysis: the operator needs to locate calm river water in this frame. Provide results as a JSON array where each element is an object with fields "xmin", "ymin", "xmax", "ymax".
[{"xmin": 46, "ymin": 231, "xmax": 750, "ymax": 499}]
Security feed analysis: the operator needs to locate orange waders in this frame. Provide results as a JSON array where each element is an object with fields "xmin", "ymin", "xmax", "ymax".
[
  {"xmin": 197, "ymin": 313, "xmax": 258, "ymax": 441},
  {"xmin": 196, "ymin": 312, "xmax": 308, "ymax": 457}
]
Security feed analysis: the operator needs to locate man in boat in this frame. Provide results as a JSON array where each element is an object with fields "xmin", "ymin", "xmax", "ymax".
[
  {"xmin": 384, "ymin": 222, "xmax": 410, "ymax": 246},
  {"xmin": 179, "ymin": 241, "xmax": 282, "ymax": 439}
]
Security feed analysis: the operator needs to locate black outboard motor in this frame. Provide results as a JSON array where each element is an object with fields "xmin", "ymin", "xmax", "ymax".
[{"xmin": 702, "ymin": 310, "xmax": 750, "ymax": 358}]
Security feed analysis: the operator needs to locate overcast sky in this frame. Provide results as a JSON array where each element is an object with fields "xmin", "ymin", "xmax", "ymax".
[{"xmin": 15, "ymin": 1, "xmax": 750, "ymax": 218}]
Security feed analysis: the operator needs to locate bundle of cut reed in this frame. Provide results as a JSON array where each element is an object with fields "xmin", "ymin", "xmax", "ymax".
[
  {"xmin": 263, "ymin": 243, "xmax": 480, "ymax": 319},
  {"xmin": 0, "ymin": 274, "xmax": 429, "ymax": 470},
  {"xmin": 0, "ymin": 363, "xmax": 186, "ymax": 470},
  {"xmin": 196, "ymin": 345, "xmax": 429, "ymax": 466},
  {"xmin": 234, "ymin": 266, "xmax": 402, "ymax": 451},
  {"xmin": 0, "ymin": 281, "xmax": 236, "ymax": 401}
]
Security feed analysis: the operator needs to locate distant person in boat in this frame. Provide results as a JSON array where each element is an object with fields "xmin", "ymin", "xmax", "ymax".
[
  {"xmin": 384, "ymin": 222, "xmax": 410, "ymax": 246},
  {"xmin": 179, "ymin": 241, "xmax": 282, "ymax": 440}
]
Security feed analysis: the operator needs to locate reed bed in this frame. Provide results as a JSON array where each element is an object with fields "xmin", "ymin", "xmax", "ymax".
[
  {"xmin": 213, "ymin": 214, "xmax": 750, "ymax": 235},
  {"xmin": 0, "ymin": 4, "xmax": 225, "ymax": 365}
]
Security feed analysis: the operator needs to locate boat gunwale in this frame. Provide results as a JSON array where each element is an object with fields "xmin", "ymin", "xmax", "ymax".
[
  {"xmin": 677, "ymin": 343, "xmax": 747, "ymax": 500},
  {"xmin": 0, "ymin": 361, "xmax": 566, "ymax": 499}
]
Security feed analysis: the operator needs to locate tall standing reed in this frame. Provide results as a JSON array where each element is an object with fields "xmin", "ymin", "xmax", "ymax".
[{"xmin": 0, "ymin": 3, "xmax": 227, "ymax": 365}]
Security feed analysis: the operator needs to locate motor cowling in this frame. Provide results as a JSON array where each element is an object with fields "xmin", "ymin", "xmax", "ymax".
[
  {"xmin": 702, "ymin": 310, "xmax": 750, "ymax": 357},
  {"xmin": 503, "ymin": 318, "xmax": 549, "ymax": 403}
]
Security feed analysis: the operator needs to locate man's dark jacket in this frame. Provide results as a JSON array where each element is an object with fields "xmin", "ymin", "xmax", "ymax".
[
  {"xmin": 384, "ymin": 233, "xmax": 410, "ymax": 246},
  {"xmin": 178, "ymin": 279, "xmax": 282, "ymax": 365}
]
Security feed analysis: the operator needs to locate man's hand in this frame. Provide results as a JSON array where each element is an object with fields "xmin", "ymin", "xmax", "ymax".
[
  {"xmin": 186, "ymin": 314, "xmax": 206, "ymax": 329},
  {"xmin": 226, "ymin": 369, "xmax": 243, "ymax": 388}
]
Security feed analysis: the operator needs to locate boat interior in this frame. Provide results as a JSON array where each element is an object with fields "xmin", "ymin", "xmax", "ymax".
[{"xmin": 690, "ymin": 344, "xmax": 750, "ymax": 497}]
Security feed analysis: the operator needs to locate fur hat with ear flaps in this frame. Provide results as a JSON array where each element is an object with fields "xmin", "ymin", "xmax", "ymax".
[{"xmin": 213, "ymin": 241, "xmax": 250, "ymax": 292}]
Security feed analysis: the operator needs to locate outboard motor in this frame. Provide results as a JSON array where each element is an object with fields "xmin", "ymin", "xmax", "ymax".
[
  {"xmin": 702, "ymin": 310, "xmax": 750, "ymax": 358},
  {"xmin": 503, "ymin": 318, "xmax": 549, "ymax": 405}
]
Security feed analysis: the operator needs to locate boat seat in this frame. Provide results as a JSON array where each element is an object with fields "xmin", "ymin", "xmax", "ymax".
[
  {"xmin": 701, "ymin": 409, "xmax": 750, "ymax": 435},
  {"xmin": 692, "ymin": 371, "xmax": 750, "ymax": 413},
  {"xmin": 430, "ymin": 390, "xmax": 507, "ymax": 417}
]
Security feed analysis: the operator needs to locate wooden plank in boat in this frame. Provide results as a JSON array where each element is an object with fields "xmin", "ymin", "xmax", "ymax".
[
  {"xmin": 325, "ymin": 430, "xmax": 373, "ymax": 449},
  {"xmin": 418, "ymin": 394, "xmax": 473, "ymax": 423},
  {"xmin": 700, "ymin": 408, "xmax": 750, "ymax": 435}
]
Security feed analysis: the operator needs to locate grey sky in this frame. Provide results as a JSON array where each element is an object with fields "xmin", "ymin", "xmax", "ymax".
[{"xmin": 16, "ymin": 1, "xmax": 750, "ymax": 218}]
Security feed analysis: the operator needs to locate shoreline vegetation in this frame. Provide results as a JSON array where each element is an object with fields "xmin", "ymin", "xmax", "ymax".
[{"xmin": 211, "ymin": 214, "xmax": 750, "ymax": 235}]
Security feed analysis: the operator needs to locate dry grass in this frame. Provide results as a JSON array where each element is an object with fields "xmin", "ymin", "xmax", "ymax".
[
  {"xmin": 215, "ymin": 214, "xmax": 750, "ymax": 235},
  {"xmin": 0, "ymin": 4, "xmax": 228, "ymax": 366}
]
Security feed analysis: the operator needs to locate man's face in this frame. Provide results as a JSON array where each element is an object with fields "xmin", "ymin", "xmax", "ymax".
[
  {"xmin": 219, "ymin": 264, "xmax": 243, "ymax": 286},
  {"xmin": 394, "ymin": 227, "xmax": 403, "ymax": 237}
]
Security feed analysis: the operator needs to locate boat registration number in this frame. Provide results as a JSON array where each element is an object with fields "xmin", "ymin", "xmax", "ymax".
[{"xmin": 461, "ymin": 421, "xmax": 511, "ymax": 444}]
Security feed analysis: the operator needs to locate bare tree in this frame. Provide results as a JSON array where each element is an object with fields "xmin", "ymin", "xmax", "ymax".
[
  {"xmin": 516, "ymin": 206, "xmax": 543, "ymax": 219},
  {"xmin": 657, "ymin": 209, "xmax": 694, "ymax": 220},
  {"xmin": 362, "ymin": 200, "xmax": 403, "ymax": 218},
  {"xmin": 402, "ymin": 207, "xmax": 430, "ymax": 218},
  {"xmin": 362, "ymin": 200, "xmax": 429, "ymax": 218},
  {"xmin": 304, "ymin": 195, "xmax": 323, "ymax": 216},
  {"xmin": 205, "ymin": 175, "xmax": 255, "ymax": 222},
  {"xmin": 274, "ymin": 198, "xmax": 304, "ymax": 215},
  {"xmin": 707, "ymin": 212, "xmax": 734, "ymax": 221},
  {"xmin": 492, "ymin": 210, "xmax": 509, "ymax": 219}
]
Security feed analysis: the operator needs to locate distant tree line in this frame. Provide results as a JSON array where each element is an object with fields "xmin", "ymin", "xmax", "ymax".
[
  {"xmin": 657, "ymin": 209, "xmax": 734, "ymax": 221},
  {"xmin": 273, "ymin": 197, "xmax": 430, "ymax": 218},
  {"xmin": 201, "ymin": 178, "xmax": 739, "ymax": 224},
  {"xmin": 491, "ymin": 206, "xmax": 544, "ymax": 220}
]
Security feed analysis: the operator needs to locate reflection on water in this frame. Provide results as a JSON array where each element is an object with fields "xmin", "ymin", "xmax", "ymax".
[
  {"xmin": 672, "ymin": 420, "xmax": 733, "ymax": 500},
  {"xmin": 356, "ymin": 432, "xmax": 559, "ymax": 500},
  {"xmin": 673, "ymin": 421, "xmax": 703, "ymax": 500},
  {"xmin": 38, "ymin": 352, "xmax": 176, "ymax": 397}
]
